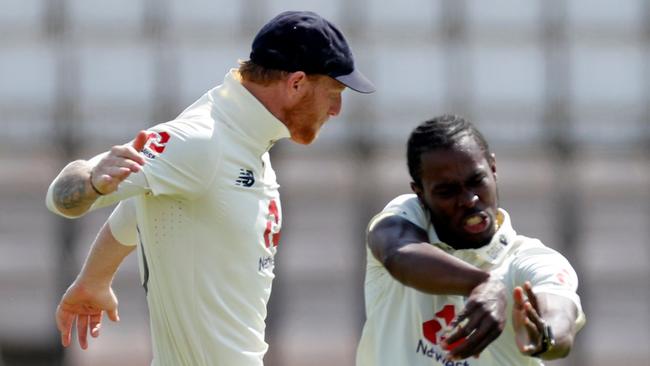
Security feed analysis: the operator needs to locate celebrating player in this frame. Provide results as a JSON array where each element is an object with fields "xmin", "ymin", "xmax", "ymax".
[
  {"xmin": 46, "ymin": 11, "xmax": 374, "ymax": 366},
  {"xmin": 356, "ymin": 115, "xmax": 585, "ymax": 365}
]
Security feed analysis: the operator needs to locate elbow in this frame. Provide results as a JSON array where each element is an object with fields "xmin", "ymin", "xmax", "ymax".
[
  {"xmin": 45, "ymin": 181, "xmax": 85, "ymax": 219},
  {"xmin": 46, "ymin": 198, "xmax": 84, "ymax": 219},
  {"xmin": 383, "ymin": 250, "xmax": 410, "ymax": 286},
  {"xmin": 554, "ymin": 334, "xmax": 575, "ymax": 359},
  {"xmin": 542, "ymin": 308, "xmax": 583, "ymax": 360},
  {"xmin": 383, "ymin": 249, "xmax": 422, "ymax": 289}
]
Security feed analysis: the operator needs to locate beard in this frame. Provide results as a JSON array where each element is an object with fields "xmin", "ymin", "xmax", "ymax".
[
  {"xmin": 433, "ymin": 222, "xmax": 493, "ymax": 250},
  {"xmin": 427, "ymin": 206, "xmax": 497, "ymax": 250},
  {"xmin": 284, "ymin": 90, "xmax": 323, "ymax": 145}
]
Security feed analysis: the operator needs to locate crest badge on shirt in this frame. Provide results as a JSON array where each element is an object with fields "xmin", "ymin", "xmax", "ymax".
[
  {"xmin": 418, "ymin": 304, "xmax": 471, "ymax": 365},
  {"xmin": 142, "ymin": 131, "xmax": 171, "ymax": 159},
  {"xmin": 555, "ymin": 268, "xmax": 573, "ymax": 287}
]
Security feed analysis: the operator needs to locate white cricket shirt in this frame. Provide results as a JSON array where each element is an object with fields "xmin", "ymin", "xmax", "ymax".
[
  {"xmin": 356, "ymin": 194, "xmax": 585, "ymax": 366},
  {"xmin": 50, "ymin": 70, "xmax": 291, "ymax": 365}
]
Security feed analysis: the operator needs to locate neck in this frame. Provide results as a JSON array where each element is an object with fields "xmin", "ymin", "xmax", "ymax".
[{"xmin": 240, "ymin": 78, "xmax": 289, "ymax": 126}]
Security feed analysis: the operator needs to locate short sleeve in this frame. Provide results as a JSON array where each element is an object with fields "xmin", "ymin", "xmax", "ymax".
[
  {"xmin": 108, "ymin": 199, "xmax": 138, "ymax": 246},
  {"xmin": 140, "ymin": 120, "xmax": 220, "ymax": 199},
  {"xmin": 367, "ymin": 194, "xmax": 439, "ymax": 243},
  {"xmin": 368, "ymin": 194, "xmax": 427, "ymax": 229}
]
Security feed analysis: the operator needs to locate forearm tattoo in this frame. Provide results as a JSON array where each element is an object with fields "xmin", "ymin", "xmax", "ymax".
[{"xmin": 52, "ymin": 161, "xmax": 96, "ymax": 211}]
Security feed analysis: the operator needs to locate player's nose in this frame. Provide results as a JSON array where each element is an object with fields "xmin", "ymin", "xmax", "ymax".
[
  {"xmin": 458, "ymin": 190, "xmax": 479, "ymax": 208},
  {"xmin": 328, "ymin": 95, "xmax": 342, "ymax": 117}
]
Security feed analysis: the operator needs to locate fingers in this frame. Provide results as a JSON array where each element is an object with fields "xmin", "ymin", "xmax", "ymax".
[
  {"xmin": 104, "ymin": 155, "xmax": 144, "ymax": 173},
  {"xmin": 523, "ymin": 281, "xmax": 539, "ymax": 310},
  {"xmin": 56, "ymin": 306, "xmax": 74, "ymax": 348},
  {"xmin": 442, "ymin": 303, "xmax": 473, "ymax": 346},
  {"xmin": 518, "ymin": 314, "xmax": 541, "ymax": 355},
  {"xmin": 98, "ymin": 166, "xmax": 138, "ymax": 180},
  {"xmin": 443, "ymin": 282, "xmax": 508, "ymax": 360},
  {"xmin": 519, "ymin": 342, "xmax": 538, "ymax": 354},
  {"xmin": 91, "ymin": 139, "xmax": 147, "ymax": 194},
  {"xmin": 107, "ymin": 307, "xmax": 120, "ymax": 322},
  {"xmin": 441, "ymin": 321, "xmax": 468, "ymax": 348},
  {"xmin": 77, "ymin": 314, "xmax": 89, "ymax": 350},
  {"xmin": 91, "ymin": 172, "xmax": 127, "ymax": 195},
  {"xmin": 522, "ymin": 306, "xmax": 539, "ymax": 334},
  {"xmin": 444, "ymin": 312, "xmax": 502, "ymax": 360},
  {"xmin": 132, "ymin": 130, "xmax": 149, "ymax": 152},
  {"xmin": 512, "ymin": 286, "xmax": 528, "ymax": 317},
  {"xmin": 443, "ymin": 301, "xmax": 480, "ymax": 345},
  {"xmin": 513, "ymin": 285, "xmax": 547, "ymax": 356},
  {"xmin": 514, "ymin": 284, "xmax": 541, "ymax": 319},
  {"xmin": 107, "ymin": 145, "xmax": 146, "ymax": 169},
  {"xmin": 514, "ymin": 284, "xmax": 544, "ymax": 330},
  {"xmin": 524, "ymin": 302, "xmax": 545, "ymax": 330},
  {"xmin": 513, "ymin": 286, "xmax": 526, "ymax": 308},
  {"xmin": 90, "ymin": 312, "xmax": 102, "ymax": 338},
  {"xmin": 449, "ymin": 325, "xmax": 501, "ymax": 360}
]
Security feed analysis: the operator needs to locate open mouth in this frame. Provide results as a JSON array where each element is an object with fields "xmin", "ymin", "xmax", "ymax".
[{"xmin": 463, "ymin": 212, "xmax": 490, "ymax": 234}]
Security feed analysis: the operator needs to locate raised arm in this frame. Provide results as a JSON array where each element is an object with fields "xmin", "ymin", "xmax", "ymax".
[
  {"xmin": 368, "ymin": 215, "xmax": 507, "ymax": 360},
  {"xmin": 47, "ymin": 131, "xmax": 148, "ymax": 218}
]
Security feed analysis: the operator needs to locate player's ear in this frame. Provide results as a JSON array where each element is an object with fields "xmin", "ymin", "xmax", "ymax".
[
  {"xmin": 489, "ymin": 153, "xmax": 497, "ymax": 181},
  {"xmin": 410, "ymin": 181, "xmax": 424, "ymax": 203},
  {"xmin": 285, "ymin": 71, "xmax": 308, "ymax": 100}
]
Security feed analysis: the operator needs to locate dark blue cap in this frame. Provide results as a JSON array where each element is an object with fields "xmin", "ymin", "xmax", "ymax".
[{"xmin": 250, "ymin": 11, "xmax": 375, "ymax": 94}]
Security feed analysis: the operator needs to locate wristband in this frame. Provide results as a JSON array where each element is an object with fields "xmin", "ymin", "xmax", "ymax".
[
  {"xmin": 531, "ymin": 322, "xmax": 556, "ymax": 358},
  {"xmin": 89, "ymin": 171, "xmax": 105, "ymax": 196}
]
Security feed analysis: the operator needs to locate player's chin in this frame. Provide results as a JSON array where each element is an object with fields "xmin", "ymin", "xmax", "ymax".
[
  {"xmin": 453, "ymin": 231, "xmax": 493, "ymax": 249},
  {"xmin": 472, "ymin": 235, "xmax": 493, "ymax": 248},
  {"xmin": 290, "ymin": 130, "xmax": 320, "ymax": 145}
]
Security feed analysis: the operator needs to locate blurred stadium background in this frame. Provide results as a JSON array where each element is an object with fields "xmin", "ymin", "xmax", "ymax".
[{"xmin": 1, "ymin": 0, "xmax": 649, "ymax": 365}]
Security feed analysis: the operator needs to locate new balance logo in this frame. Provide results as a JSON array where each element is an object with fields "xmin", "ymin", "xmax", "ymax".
[{"xmin": 236, "ymin": 169, "xmax": 255, "ymax": 187}]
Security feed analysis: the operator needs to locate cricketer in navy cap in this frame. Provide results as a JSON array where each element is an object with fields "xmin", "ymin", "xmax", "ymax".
[{"xmin": 250, "ymin": 11, "xmax": 375, "ymax": 94}]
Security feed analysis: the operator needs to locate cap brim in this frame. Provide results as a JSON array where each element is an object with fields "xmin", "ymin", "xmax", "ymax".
[{"xmin": 335, "ymin": 69, "xmax": 376, "ymax": 94}]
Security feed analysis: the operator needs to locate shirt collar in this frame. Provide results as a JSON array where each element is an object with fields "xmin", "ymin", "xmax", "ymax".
[
  {"xmin": 208, "ymin": 69, "xmax": 291, "ymax": 152},
  {"xmin": 433, "ymin": 209, "xmax": 518, "ymax": 269}
]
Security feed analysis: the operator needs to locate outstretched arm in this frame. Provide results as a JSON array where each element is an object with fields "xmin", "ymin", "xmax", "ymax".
[
  {"xmin": 513, "ymin": 282, "xmax": 581, "ymax": 360},
  {"xmin": 369, "ymin": 215, "xmax": 492, "ymax": 295},
  {"xmin": 368, "ymin": 215, "xmax": 507, "ymax": 360},
  {"xmin": 56, "ymin": 221, "xmax": 135, "ymax": 349},
  {"xmin": 47, "ymin": 131, "xmax": 148, "ymax": 218}
]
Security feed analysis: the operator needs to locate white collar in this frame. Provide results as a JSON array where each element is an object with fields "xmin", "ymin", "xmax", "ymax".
[
  {"xmin": 208, "ymin": 69, "xmax": 291, "ymax": 152},
  {"xmin": 433, "ymin": 209, "xmax": 518, "ymax": 269}
]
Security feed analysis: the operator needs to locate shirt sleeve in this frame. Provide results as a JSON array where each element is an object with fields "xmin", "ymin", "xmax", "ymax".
[
  {"xmin": 45, "ymin": 119, "xmax": 218, "ymax": 218},
  {"xmin": 512, "ymin": 243, "xmax": 586, "ymax": 330},
  {"xmin": 107, "ymin": 199, "xmax": 138, "ymax": 247},
  {"xmin": 367, "ymin": 194, "xmax": 439, "ymax": 243},
  {"xmin": 368, "ymin": 195, "xmax": 428, "ymax": 230},
  {"xmin": 139, "ymin": 120, "xmax": 219, "ymax": 199}
]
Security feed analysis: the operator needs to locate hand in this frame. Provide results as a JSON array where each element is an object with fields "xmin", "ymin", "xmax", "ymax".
[
  {"xmin": 442, "ymin": 277, "xmax": 507, "ymax": 360},
  {"xmin": 513, "ymin": 281, "xmax": 547, "ymax": 356},
  {"xmin": 56, "ymin": 279, "xmax": 120, "ymax": 349},
  {"xmin": 90, "ymin": 131, "xmax": 148, "ymax": 195}
]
